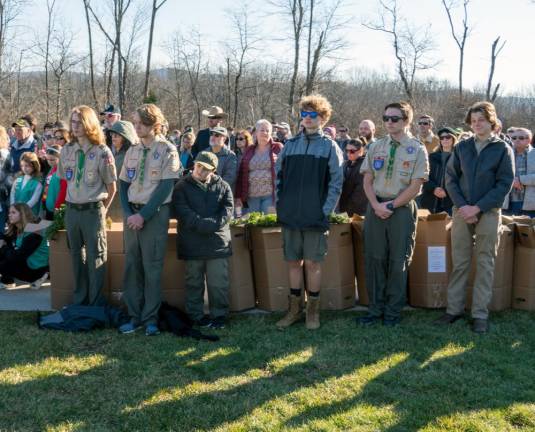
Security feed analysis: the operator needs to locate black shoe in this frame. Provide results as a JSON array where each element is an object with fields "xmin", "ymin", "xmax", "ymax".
[
  {"xmin": 209, "ymin": 317, "xmax": 226, "ymax": 330},
  {"xmin": 433, "ymin": 313, "xmax": 464, "ymax": 325},
  {"xmin": 472, "ymin": 318, "xmax": 489, "ymax": 334},
  {"xmin": 383, "ymin": 317, "xmax": 401, "ymax": 327},
  {"xmin": 357, "ymin": 315, "xmax": 381, "ymax": 326},
  {"xmin": 195, "ymin": 316, "xmax": 212, "ymax": 328}
]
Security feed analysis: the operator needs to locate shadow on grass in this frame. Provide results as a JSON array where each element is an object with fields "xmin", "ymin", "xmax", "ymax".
[{"xmin": 0, "ymin": 310, "xmax": 534, "ymax": 430}]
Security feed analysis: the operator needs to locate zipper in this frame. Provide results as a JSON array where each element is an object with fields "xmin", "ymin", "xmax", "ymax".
[{"xmin": 297, "ymin": 135, "xmax": 311, "ymax": 216}]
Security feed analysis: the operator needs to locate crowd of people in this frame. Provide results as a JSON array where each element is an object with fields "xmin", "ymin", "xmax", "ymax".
[{"xmin": 0, "ymin": 93, "xmax": 525, "ymax": 335}]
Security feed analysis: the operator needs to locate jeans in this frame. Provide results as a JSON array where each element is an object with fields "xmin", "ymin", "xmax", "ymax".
[
  {"xmin": 246, "ymin": 195, "xmax": 274, "ymax": 214},
  {"xmin": 503, "ymin": 201, "xmax": 535, "ymax": 217}
]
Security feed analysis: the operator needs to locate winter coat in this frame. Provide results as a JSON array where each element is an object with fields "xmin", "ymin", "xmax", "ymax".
[{"xmin": 338, "ymin": 157, "xmax": 367, "ymax": 216}]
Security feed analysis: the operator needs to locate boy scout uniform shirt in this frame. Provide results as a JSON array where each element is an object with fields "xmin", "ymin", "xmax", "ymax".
[
  {"xmin": 119, "ymin": 139, "xmax": 180, "ymax": 204},
  {"xmin": 58, "ymin": 142, "xmax": 117, "ymax": 203},
  {"xmin": 360, "ymin": 134, "xmax": 429, "ymax": 199}
]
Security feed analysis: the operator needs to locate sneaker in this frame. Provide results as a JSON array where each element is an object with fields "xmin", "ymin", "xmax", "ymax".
[
  {"xmin": 0, "ymin": 282, "xmax": 16, "ymax": 290},
  {"xmin": 356, "ymin": 315, "xmax": 381, "ymax": 326},
  {"xmin": 383, "ymin": 317, "xmax": 401, "ymax": 327},
  {"xmin": 195, "ymin": 316, "xmax": 212, "ymax": 328},
  {"xmin": 209, "ymin": 317, "xmax": 226, "ymax": 330},
  {"xmin": 145, "ymin": 323, "xmax": 160, "ymax": 336},
  {"xmin": 30, "ymin": 273, "xmax": 49, "ymax": 290},
  {"xmin": 433, "ymin": 313, "xmax": 464, "ymax": 326},
  {"xmin": 119, "ymin": 321, "xmax": 141, "ymax": 334}
]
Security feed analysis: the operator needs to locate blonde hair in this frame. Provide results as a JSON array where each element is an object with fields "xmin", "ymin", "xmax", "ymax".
[
  {"xmin": 6, "ymin": 203, "xmax": 38, "ymax": 236},
  {"xmin": 70, "ymin": 105, "xmax": 105, "ymax": 146},
  {"xmin": 0, "ymin": 126, "xmax": 9, "ymax": 149},
  {"xmin": 299, "ymin": 94, "xmax": 333, "ymax": 125},
  {"xmin": 135, "ymin": 104, "xmax": 166, "ymax": 135},
  {"xmin": 180, "ymin": 132, "xmax": 195, "ymax": 153}
]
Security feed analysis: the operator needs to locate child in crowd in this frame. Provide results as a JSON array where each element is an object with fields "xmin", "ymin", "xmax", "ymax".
[
  {"xmin": 42, "ymin": 145, "xmax": 67, "ymax": 220},
  {"xmin": 0, "ymin": 203, "xmax": 50, "ymax": 290},
  {"xmin": 10, "ymin": 152, "xmax": 43, "ymax": 216}
]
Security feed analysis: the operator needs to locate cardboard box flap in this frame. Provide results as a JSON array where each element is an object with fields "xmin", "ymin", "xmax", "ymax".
[
  {"xmin": 516, "ymin": 224, "xmax": 535, "ymax": 248},
  {"xmin": 425, "ymin": 212, "xmax": 450, "ymax": 222}
]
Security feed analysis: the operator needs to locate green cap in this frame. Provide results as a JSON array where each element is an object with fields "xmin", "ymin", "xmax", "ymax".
[
  {"xmin": 110, "ymin": 120, "xmax": 137, "ymax": 145},
  {"xmin": 12, "ymin": 118, "xmax": 31, "ymax": 128},
  {"xmin": 195, "ymin": 151, "xmax": 218, "ymax": 171}
]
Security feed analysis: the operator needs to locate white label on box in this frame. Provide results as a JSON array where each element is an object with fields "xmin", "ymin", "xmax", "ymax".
[{"xmin": 428, "ymin": 246, "xmax": 446, "ymax": 273}]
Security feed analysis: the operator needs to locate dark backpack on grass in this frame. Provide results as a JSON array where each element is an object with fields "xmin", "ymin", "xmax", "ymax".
[{"xmin": 158, "ymin": 302, "xmax": 219, "ymax": 342}]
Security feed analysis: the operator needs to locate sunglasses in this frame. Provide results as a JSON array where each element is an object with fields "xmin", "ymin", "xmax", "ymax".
[
  {"xmin": 236, "ymin": 137, "xmax": 245, "ymax": 141},
  {"xmin": 346, "ymin": 148, "xmax": 361, "ymax": 154},
  {"xmin": 382, "ymin": 115, "xmax": 404, "ymax": 123},
  {"xmin": 439, "ymin": 135, "xmax": 453, "ymax": 140},
  {"xmin": 44, "ymin": 134, "xmax": 54, "ymax": 140},
  {"xmin": 301, "ymin": 111, "xmax": 319, "ymax": 119},
  {"xmin": 210, "ymin": 132, "xmax": 224, "ymax": 137},
  {"xmin": 339, "ymin": 129, "xmax": 347, "ymax": 133},
  {"xmin": 54, "ymin": 136, "xmax": 66, "ymax": 141},
  {"xmin": 418, "ymin": 121, "xmax": 431, "ymax": 126},
  {"xmin": 511, "ymin": 136, "xmax": 529, "ymax": 141}
]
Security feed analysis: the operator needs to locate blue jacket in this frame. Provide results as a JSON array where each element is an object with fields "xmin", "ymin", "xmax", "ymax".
[
  {"xmin": 275, "ymin": 130, "xmax": 343, "ymax": 231},
  {"xmin": 445, "ymin": 136, "xmax": 514, "ymax": 213},
  {"xmin": 10, "ymin": 136, "xmax": 36, "ymax": 173}
]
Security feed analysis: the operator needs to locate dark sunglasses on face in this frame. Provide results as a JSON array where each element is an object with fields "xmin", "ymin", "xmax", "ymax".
[
  {"xmin": 418, "ymin": 121, "xmax": 430, "ymax": 126},
  {"xmin": 54, "ymin": 136, "xmax": 65, "ymax": 141},
  {"xmin": 339, "ymin": 129, "xmax": 347, "ymax": 133},
  {"xmin": 236, "ymin": 137, "xmax": 245, "ymax": 141},
  {"xmin": 44, "ymin": 134, "xmax": 54, "ymax": 140},
  {"xmin": 300, "ymin": 111, "xmax": 319, "ymax": 119},
  {"xmin": 511, "ymin": 136, "xmax": 529, "ymax": 141},
  {"xmin": 346, "ymin": 148, "xmax": 361, "ymax": 154},
  {"xmin": 439, "ymin": 135, "xmax": 453, "ymax": 140},
  {"xmin": 382, "ymin": 115, "xmax": 404, "ymax": 123}
]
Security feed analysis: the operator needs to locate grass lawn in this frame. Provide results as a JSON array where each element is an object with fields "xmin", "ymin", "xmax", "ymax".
[{"xmin": 1, "ymin": 309, "xmax": 535, "ymax": 431}]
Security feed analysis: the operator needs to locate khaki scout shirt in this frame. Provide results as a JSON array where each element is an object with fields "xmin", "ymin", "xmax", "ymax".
[
  {"xmin": 360, "ymin": 134, "xmax": 429, "ymax": 199},
  {"xmin": 119, "ymin": 139, "xmax": 180, "ymax": 204},
  {"xmin": 58, "ymin": 141, "xmax": 117, "ymax": 204}
]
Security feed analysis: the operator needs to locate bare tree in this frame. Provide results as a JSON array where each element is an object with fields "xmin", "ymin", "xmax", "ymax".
[
  {"xmin": 441, "ymin": 0, "xmax": 470, "ymax": 105},
  {"xmin": 82, "ymin": 0, "xmax": 98, "ymax": 108},
  {"xmin": 143, "ymin": 0, "xmax": 168, "ymax": 101},
  {"xmin": 0, "ymin": 0, "xmax": 27, "ymax": 78},
  {"xmin": 486, "ymin": 36, "xmax": 506, "ymax": 102},
  {"xmin": 43, "ymin": 0, "xmax": 56, "ymax": 121},
  {"xmin": 363, "ymin": 0, "xmax": 438, "ymax": 102}
]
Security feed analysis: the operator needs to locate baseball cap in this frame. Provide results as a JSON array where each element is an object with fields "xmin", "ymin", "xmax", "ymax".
[
  {"xmin": 210, "ymin": 126, "xmax": 228, "ymax": 137},
  {"xmin": 12, "ymin": 118, "xmax": 31, "ymax": 128},
  {"xmin": 195, "ymin": 151, "xmax": 218, "ymax": 171},
  {"xmin": 100, "ymin": 104, "xmax": 121, "ymax": 115}
]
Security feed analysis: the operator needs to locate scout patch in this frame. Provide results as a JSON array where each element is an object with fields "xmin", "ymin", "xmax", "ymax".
[
  {"xmin": 127, "ymin": 168, "xmax": 136, "ymax": 180},
  {"xmin": 86, "ymin": 171, "xmax": 95, "ymax": 182},
  {"xmin": 373, "ymin": 156, "xmax": 385, "ymax": 170},
  {"xmin": 151, "ymin": 168, "xmax": 160, "ymax": 179},
  {"xmin": 65, "ymin": 168, "xmax": 74, "ymax": 181},
  {"xmin": 170, "ymin": 152, "xmax": 180, "ymax": 171},
  {"xmin": 153, "ymin": 151, "xmax": 160, "ymax": 160},
  {"xmin": 402, "ymin": 160, "xmax": 411, "ymax": 169},
  {"xmin": 89, "ymin": 152, "xmax": 96, "ymax": 160},
  {"xmin": 406, "ymin": 146, "xmax": 415, "ymax": 154},
  {"xmin": 102, "ymin": 151, "xmax": 113, "ymax": 165}
]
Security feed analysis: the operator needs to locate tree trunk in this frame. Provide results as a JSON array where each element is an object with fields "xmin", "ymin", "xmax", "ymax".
[
  {"xmin": 82, "ymin": 0, "xmax": 98, "ymax": 108},
  {"xmin": 143, "ymin": 0, "xmax": 158, "ymax": 100}
]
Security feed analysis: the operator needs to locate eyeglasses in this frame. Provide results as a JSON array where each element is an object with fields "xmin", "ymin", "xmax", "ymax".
[
  {"xmin": 210, "ymin": 132, "xmax": 224, "ymax": 137},
  {"xmin": 44, "ymin": 134, "xmax": 54, "ymax": 140},
  {"xmin": 511, "ymin": 136, "xmax": 530, "ymax": 141},
  {"xmin": 382, "ymin": 115, "xmax": 404, "ymax": 123},
  {"xmin": 54, "ymin": 136, "xmax": 65, "ymax": 141},
  {"xmin": 439, "ymin": 135, "xmax": 453, "ymax": 140},
  {"xmin": 339, "ymin": 129, "xmax": 347, "ymax": 133},
  {"xmin": 346, "ymin": 148, "xmax": 360, "ymax": 154},
  {"xmin": 301, "ymin": 111, "xmax": 319, "ymax": 119},
  {"xmin": 236, "ymin": 137, "xmax": 245, "ymax": 141},
  {"xmin": 418, "ymin": 121, "xmax": 431, "ymax": 126}
]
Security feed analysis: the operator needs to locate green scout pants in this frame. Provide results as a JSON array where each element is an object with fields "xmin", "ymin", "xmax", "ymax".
[
  {"xmin": 185, "ymin": 258, "xmax": 229, "ymax": 321},
  {"xmin": 364, "ymin": 200, "xmax": 417, "ymax": 320},
  {"xmin": 65, "ymin": 203, "xmax": 107, "ymax": 306},
  {"xmin": 123, "ymin": 204, "xmax": 170, "ymax": 326},
  {"xmin": 446, "ymin": 208, "xmax": 500, "ymax": 320}
]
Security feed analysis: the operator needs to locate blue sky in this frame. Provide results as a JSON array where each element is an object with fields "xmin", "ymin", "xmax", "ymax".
[{"xmin": 24, "ymin": 0, "xmax": 533, "ymax": 94}]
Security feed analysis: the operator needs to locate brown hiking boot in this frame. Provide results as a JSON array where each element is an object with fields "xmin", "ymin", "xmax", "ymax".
[
  {"xmin": 306, "ymin": 296, "xmax": 320, "ymax": 330},
  {"xmin": 276, "ymin": 295, "xmax": 303, "ymax": 330}
]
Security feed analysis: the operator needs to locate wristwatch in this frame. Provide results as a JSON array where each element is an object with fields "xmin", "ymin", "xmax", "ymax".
[{"xmin": 386, "ymin": 202, "xmax": 395, "ymax": 211}]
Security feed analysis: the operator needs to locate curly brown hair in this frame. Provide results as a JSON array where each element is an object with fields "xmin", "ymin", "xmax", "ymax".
[{"xmin": 299, "ymin": 94, "xmax": 332, "ymax": 125}]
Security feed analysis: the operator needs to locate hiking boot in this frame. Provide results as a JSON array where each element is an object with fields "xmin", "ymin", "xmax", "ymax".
[
  {"xmin": 472, "ymin": 318, "xmax": 489, "ymax": 334},
  {"xmin": 209, "ymin": 317, "xmax": 226, "ymax": 330},
  {"xmin": 31, "ymin": 273, "xmax": 49, "ymax": 290},
  {"xmin": 145, "ymin": 323, "xmax": 160, "ymax": 336},
  {"xmin": 433, "ymin": 313, "xmax": 464, "ymax": 325},
  {"xmin": 383, "ymin": 317, "xmax": 401, "ymax": 327},
  {"xmin": 357, "ymin": 315, "xmax": 382, "ymax": 326},
  {"xmin": 276, "ymin": 295, "xmax": 303, "ymax": 330},
  {"xmin": 119, "ymin": 321, "xmax": 141, "ymax": 334},
  {"xmin": 305, "ymin": 296, "xmax": 320, "ymax": 330}
]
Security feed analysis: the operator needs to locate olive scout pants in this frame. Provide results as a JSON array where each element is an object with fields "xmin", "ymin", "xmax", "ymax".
[
  {"xmin": 123, "ymin": 205, "xmax": 170, "ymax": 326},
  {"xmin": 65, "ymin": 202, "xmax": 107, "ymax": 306},
  {"xmin": 185, "ymin": 258, "xmax": 229, "ymax": 321},
  {"xmin": 446, "ymin": 208, "xmax": 500, "ymax": 320},
  {"xmin": 364, "ymin": 200, "xmax": 417, "ymax": 320}
]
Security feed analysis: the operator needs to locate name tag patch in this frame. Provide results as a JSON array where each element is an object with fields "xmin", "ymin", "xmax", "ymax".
[
  {"xmin": 65, "ymin": 168, "xmax": 73, "ymax": 181},
  {"xmin": 373, "ymin": 157, "xmax": 385, "ymax": 170},
  {"xmin": 127, "ymin": 168, "xmax": 136, "ymax": 180},
  {"xmin": 89, "ymin": 152, "xmax": 96, "ymax": 160}
]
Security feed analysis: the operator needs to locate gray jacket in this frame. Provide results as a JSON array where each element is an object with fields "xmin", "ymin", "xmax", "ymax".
[
  {"xmin": 503, "ymin": 146, "xmax": 535, "ymax": 211},
  {"xmin": 445, "ymin": 136, "xmax": 514, "ymax": 213},
  {"xmin": 211, "ymin": 146, "xmax": 238, "ymax": 191}
]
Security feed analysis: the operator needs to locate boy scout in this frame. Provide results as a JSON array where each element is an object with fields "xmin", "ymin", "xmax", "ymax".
[
  {"xmin": 58, "ymin": 106, "xmax": 117, "ymax": 306},
  {"xmin": 358, "ymin": 101, "xmax": 429, "ymax": 327},
  {"xmin": 118, "ymin": 104, "xmax": 181, "ymax": 336}
]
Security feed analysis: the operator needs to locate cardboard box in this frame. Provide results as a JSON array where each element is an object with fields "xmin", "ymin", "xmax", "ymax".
[
  {"xmin": 512, "ymin": 287, "xmax": 535, "ymax": 311},
  {"xmin": 409, "ymin": 211, "xmax": 451, "ymax": 308},
  {"xmin": 351, "ymin": 216, "xmax": 368, "ymax": 305},
  {"xmin": 228, "ymin": 226, "xmax": 255, "ymax": 311},
  {"xmin": 107, "ymin": 223, "xmax": 124, "ymax": 254},
  {"xmin": 49, "ymin": 250, "xmax": 74, "ymax": 309},
  {"xmin": 466, "ymin": 224, "xmax": 514, "ymax": 311},
  {"xmin": 250, "ymin": 226, "xmax": 293, "ymax": 311},
  {"xmin": 512, "ymin": 244, "xmax": 535, "ymax": 311},
  {"xmin": 320, "ymin": 223, "xmax": 356, "ymax": 310}
]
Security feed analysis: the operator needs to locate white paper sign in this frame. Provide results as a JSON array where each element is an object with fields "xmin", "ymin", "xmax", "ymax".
[{"xmin": 427, "ymin": 246, "xmax": 446, "ymax": 273}]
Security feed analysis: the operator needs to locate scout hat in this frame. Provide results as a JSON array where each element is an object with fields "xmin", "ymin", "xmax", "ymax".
[
  {"xmin": 201, "ymin": 106, "xmax": 228, "ymax": 119},
  {"xmin": 195, "ymin": 151, "xmax": 218, "ymax": 171},
  {"xmin": 210, "ymin": 126, "xmax": 228, "ymax": 138},
  {"xmin": 110, "ymin": 120, "xmax": 137, "ymax": 145}
]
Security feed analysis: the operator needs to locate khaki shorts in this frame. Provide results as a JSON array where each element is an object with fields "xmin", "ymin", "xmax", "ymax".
[{"xmin": 282, "ymin": 227, "xmax": 328, "ymax": 262}]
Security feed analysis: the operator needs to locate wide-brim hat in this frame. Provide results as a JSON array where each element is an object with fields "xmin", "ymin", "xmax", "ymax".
[{"xmin": 201, "ymin": 106, "xmax": 228, "ymax": 119}]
